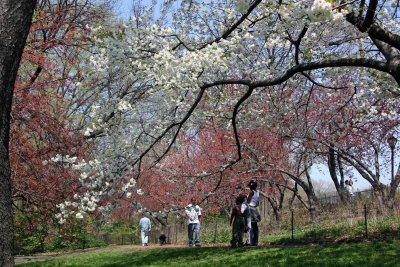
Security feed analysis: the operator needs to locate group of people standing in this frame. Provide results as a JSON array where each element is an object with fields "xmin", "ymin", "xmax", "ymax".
[
  {"xmin": 184, "ymin": 180, "xmax": 262, "ymax": 248},
  {"xmin": 230, "ymin": 180, "xmax": 261, "ymax": 248},
  {"xmin": 139, "ymin": 180, "xmax": 261, "ymax": 248}
]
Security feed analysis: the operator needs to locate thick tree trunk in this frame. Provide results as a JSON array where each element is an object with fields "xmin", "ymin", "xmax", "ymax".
[
  {"xmin": 389, "ymin": 161, "xmax": 400, "ymax": 204},
  {"xmin": 273, "ymin": 207, "xmax": 281, "ymax": 222},
  {"xmin": 307, "ymin": 198, "xmax": 317, "ymax": 223},
  {"xmin": 304, "ymin": 188, "xmax": 318, "ymax": 223},
  {"xmin": 267, "ymin": 198, "xmax": 282, "ymax": 222},
  {"xmin": 327, "ymin": 145, "xmax": 347, "ymax": 202},
  {"xmin": 303, "ymin": 166, "xmax": 319, "ymax": 223},
  {"xmin": 0, "ymin": 1, "xmax": 37, "ymax": 266}
]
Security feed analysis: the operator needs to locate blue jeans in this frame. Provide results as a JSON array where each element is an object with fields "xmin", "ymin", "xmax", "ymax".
[
  {"xmin": 188, "ymin": 223, "xmax": 201, "ymax": 246},
  {"xmin": 250, "ymin": 222, "xmax": 259, "ymax": 246}
]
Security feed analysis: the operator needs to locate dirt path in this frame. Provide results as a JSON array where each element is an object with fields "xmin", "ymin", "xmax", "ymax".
[{"xmin": 15, "ymin": 243, "xmax": 229, "ymax": 265}]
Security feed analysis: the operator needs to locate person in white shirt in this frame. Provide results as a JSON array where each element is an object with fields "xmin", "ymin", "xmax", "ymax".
[
  {"xmin": 242, "ymin": 194, "xmax": 252, "ymax": 245},
  {"xmin": 139, "ymin": 215, "xmax": 151, "ymax": 246},
  {"xmin": 185, "ymin": 198, "xmax": 202, "ymax": 247},
  {"xmin": 247, "ymin": 180, "xmax": 261, "ymax": 246}
]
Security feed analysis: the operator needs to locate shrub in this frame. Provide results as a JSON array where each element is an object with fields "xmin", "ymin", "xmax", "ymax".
[
  {"xmin": 201, "ymin": 228, "xmax": 232, "ymax": 244},
  {"xmin": 14, "ymin": 211, "xmax": 49, "ymax": 254}
]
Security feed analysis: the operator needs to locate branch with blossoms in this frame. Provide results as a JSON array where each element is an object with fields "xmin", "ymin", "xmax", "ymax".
[{"xmin": 62, "ymin": 0, "xmax": 400, "ymax": 221}]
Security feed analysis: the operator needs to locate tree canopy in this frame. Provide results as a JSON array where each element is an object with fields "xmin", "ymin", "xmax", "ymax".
[{"xmin": 51, "ymin": 0, "xmax": 400, "ymax": 221}]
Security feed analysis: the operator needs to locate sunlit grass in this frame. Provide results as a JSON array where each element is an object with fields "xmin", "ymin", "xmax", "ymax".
[{"xmin": 18, "ymin": 240, "xmax": 400, "ymax": 267}]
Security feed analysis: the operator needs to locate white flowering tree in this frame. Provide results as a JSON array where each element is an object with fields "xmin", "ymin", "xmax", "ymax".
[{"xmin": 55, "ymin": 0, "xmax": 400, "ymax": 221}]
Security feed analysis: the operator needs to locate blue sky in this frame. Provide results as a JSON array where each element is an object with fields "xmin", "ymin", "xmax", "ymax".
[
  {"xmin": 115, "ymin": 0, "xmax": 134, "ymax": 20},
  {"xmin": 116, "ymin": 0, "xmax": 172, "ymax": 21}
]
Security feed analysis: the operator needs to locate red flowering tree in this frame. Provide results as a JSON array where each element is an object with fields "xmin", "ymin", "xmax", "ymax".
[
  {"xmin": 123, "ymin": 116, "xmax": 291, "ymax": 223},
  {"xmin": 9, "ymin": 0, "xmax": 110, "ymax": 252}
]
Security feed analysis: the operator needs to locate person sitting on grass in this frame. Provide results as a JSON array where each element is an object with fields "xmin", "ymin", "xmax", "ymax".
[{"xmin": 230, "ymin": 195, "xmax": 248, "ymax": 248}]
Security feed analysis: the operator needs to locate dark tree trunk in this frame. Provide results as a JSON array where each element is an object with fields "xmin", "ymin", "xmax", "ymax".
[
  {"xmin": 267, "ymin": 197, "xmax": 282, "ymax": 222},
  {"xmin": 389, "ymin": 162, "xmax": 400, "ymax": 205},
  {"xmin": 304, "ymin": 168, "xmax": 318, "ymax": 223},
  {"xmin": 328, "ymin": 145, "xmax": 347, "ymax": 202},
  {"xmin": 0, "ymin": 1, "xmax": 37, "ymax": 266},
  {"xmin": 265, "ymin": 181, "xmax": 286, "ymax": 222}
]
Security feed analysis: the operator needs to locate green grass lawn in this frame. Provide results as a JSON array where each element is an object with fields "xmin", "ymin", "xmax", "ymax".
[{"xmin": 17, "ymin": 240, "xmax": 400, "ymax": 267}]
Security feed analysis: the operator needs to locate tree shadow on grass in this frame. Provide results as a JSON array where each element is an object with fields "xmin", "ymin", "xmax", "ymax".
[
  {"xmin": 17, "ymin": 241, "xmax": 400, "ymax": 267},
  {"xmin": 112, "ymin": 242, "xmax": 400, "ymax": 267}
]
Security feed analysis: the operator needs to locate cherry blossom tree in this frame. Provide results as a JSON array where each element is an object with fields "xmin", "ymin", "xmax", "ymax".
[{"xmin": 54, "ymin": 0, "xmax": 400, "ymax": 224}]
